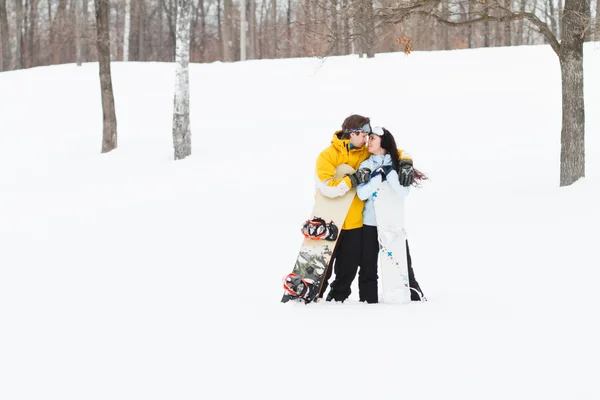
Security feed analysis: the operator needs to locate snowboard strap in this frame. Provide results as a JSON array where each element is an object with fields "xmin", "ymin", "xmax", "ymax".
[
  {"xmin": 302, "ymin": 217, "xmax": 339, "ymax": 241},
  {"xmin": 282, "ymin": 273, "xmax": 309, "ymax": 298},
  {"xmin": 282, "ymin": 273, "xmax": 321, "ymax": 304}
]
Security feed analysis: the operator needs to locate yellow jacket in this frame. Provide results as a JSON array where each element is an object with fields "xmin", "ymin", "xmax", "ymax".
[{"xmin": 315, "ymin": 132, "xmax": 412, "ymax": 230}]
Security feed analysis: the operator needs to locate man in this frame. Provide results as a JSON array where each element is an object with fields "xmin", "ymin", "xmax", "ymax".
[{"xmin": 315, "ymin": 114, "xmax": 373, "ymax": 302}]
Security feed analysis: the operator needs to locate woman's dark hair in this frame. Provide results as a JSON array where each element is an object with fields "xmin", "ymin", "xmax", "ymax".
[
  {"xmin": 379, "ymin": 127, "xmax": 429, "ymax": 186},
  {"xmin": 337, "ymin": 114, "xmax": 370, "ymax": 140},
  {"xmin": 380, "ymin": 128, "xmax": 401, "ymax": 172}
]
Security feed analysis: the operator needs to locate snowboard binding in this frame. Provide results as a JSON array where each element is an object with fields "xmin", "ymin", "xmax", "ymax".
[
  {"xmin": 282, "ymin": 273, "xmax": 319, "ymax": 304},
  {"xmin": 301, "ymin": 217, "xmax": 338, "ymax": 241}
]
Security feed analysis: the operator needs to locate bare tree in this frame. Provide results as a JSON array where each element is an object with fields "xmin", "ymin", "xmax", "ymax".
[
  {"xmin": 440, "ymin": 0, "xmax": 449, "ymax": 49},
  {"xmin": 1, "ymin": 0, "xmax": 10, "ymax": 70},
  {"xmin": 547, "ymin": 0, "xmax": 558, "ymax": 38},
  {"xmin": 75, "ymin": 0, "xmax": 83, "ymax": 65},
  {"xmin": 3, "ymin": 0, "xmax": 592, "ymax": 73},
  {"xmin": 138, "ymin": 0, "xmax": 146, "ymax": 60},
  {"xmin": 82, "ymin": 0, "xmax": 89, "ymax": 60},
  {"xmin": 249, "ymin": 0, "xmax": 256, "ymax": 58},
  {"xmin": 341, "ymin": 0, "xmax": 350, "ymax": 53},
  {"xmin": 95, "ymin": 0, "xmax": 118, "ymax": 152},
  {"xmin": 503, "ymin": 0, "xmax": 511, "ymax": 45},
  {"xmin": 28, "ymin": 0, "xmax": 39, "ymax": 67},
  {"xmin": 595, "ymin": 0, "xmax": 600, "ymax": 41},
  {"xmin": 241, "ymin": 0, "xmax": 247, "ymax": 60},
  {"xmin": 172, "ymin": 0, "xmax": 192, "ymax": 159},
  {"xmin": 363, "ymin": 0, "xmax": 375, "ymax": 57},
  {"xmin": 222, "ymin": 0, "xmax": 233, "ymax": 60},
  {"xmin": 558, "ymin": 0, "xmax": 586, "ymax": 185},
  {"xmin": 330, "ymin": 0, "xmax": 339, "ymax": 55},
  {"xmin": 15, "ymin": 0, "xmax": 23, "ymax": 68},
  {"xmin": 270, "ymin": 0, "xmax": 276, "ymax": 57},
  {"xmin": 388, "ymin": 0, "xmax": 589, "ymax": 186},
  {"xmin": 123, "ymin": 0, "xmax": 131, "ymax": 60}
]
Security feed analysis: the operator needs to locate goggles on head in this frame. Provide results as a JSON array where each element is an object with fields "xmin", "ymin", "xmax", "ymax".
[
  {"xmin": 344, "ymin": 122, "xmax": 372, "ymax": 135},
  {"xmin": 371, "ymin": 126, "xmax": 384, "ymax": 136}
]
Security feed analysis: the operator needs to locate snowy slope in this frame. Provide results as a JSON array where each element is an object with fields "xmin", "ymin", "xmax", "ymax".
[{"xmin": 1, "ymin": 43, "xmax": 599, "ymax": 400}]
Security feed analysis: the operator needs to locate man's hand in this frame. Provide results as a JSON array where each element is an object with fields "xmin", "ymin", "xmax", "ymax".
[{"xmin": 347, "ymin": 168, "xmax": 371, "ymax": 188}]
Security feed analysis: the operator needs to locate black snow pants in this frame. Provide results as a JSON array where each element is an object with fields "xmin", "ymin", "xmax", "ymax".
[
  {"xmin": 360, "ymin": 225, "xmax": 425, "ymax": 302},
  {"xmin": 318, "ymin": 227, "xmax": 362, "ymax": 302}
]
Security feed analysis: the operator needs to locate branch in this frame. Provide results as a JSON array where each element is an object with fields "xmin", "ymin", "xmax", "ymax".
[{"xmin": 407, "ymin": 9, "xmax": 560, "ymax": 56}]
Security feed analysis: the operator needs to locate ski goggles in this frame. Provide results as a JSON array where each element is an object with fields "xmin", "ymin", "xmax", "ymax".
[
  {"xmin": 344, "ymin": 122, "xmax": 372, "ymax": 135},
  {"xmin": 371, "ymin": 126, "xmax": 384, "ymax": 136}
]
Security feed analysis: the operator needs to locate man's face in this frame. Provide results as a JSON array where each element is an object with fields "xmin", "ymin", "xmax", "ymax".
[{"xmin": 349, "ymin": 131, "xmax": 368, "ymax": 148}]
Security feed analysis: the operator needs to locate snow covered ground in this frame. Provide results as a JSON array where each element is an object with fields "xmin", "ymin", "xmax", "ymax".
[{"xmin": 1, "ymin": 43, "xmax": 599, "ymax": 399}]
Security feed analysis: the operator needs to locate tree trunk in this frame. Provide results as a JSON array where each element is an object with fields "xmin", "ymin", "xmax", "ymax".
[
  {"xmin": 123, "ymin": 0, "xmax": 131, "ymax": 60},
  {"xmin": 15, "ymin": 0, "xmax": 23, "ymax": 69},
  {"xmin": 364, "ymin": 0, "xmax": 374, "ymax": 57},
  {"xmin": 240, "ymin": 0, "xmax": 246, "ymax": 60},
  {"xmin": 583, "ymin": 0, "xmax": 591, "ymax": 41},
  {"xmin": 28, "ymin": 0, "xmax": 38, "ymax": 67},
  {"xmin": 259, "ymin": 0, "xmax": 266, "ymax": 57},
  {"xmin": 559, "ymin": 0, "xmax": 586, "ymax": 186},
  {"xmin": 23, "ymin": 0, "xmax": 28, "ymax": 66},
  {"xmin": 53, "ymin": 0, "xmax": 68, "ymax": 64},
  {"xmin": 286, "ymin": 0, "xmax": 292, "ymax": 56},
  {"xmin": 483, "ymin": 3, "xmax": 490, "ymax": 47},
  {"xmin": 270, "ymin": 0, "xmax": 276, "ymax": 58},
  {"xmin": 222, "ymin": 0, "xmax": 233, "ymax": 61},
  {"xmin": 75, "ymin": 0, "xmax": 82, "ymax": 65},
  {"xmin": 341, "ymin": 0, "xmax": 349, "ymax": 54},
  {"xmin": 189, "ymin": 0, "xmax": 198, "ymax": 61},
  {"xmin": 467, "ymin": 1, "xmax": 473, "ymax": 48},
  {"xmin": 216, "ymin": 0, "xmax": 222, "ymax": 59},
  {"xmin": 440, "ymin": 0, "xmax": 449, "ymax": 50},
  {"xmin": 518, "ymin": 0, "xmax": 526, "ymax": 45},
  {"xmin": 249, "ymin": 0, "xmax": 256, "ymax": 58},
  {"xmin": 301, "ymin": 0, "xmax": 309, "ymax": 55},
  {"xmin": 547, "ymin": 0, "xmax": 558, "ymax": 38},
  {"xmin": 558, "ymin": 0, "xmax": 563, "ymax": 38},
  {"xmin": 129, "ymin": 0, "xmax": 139, "ymax": 60},
  {"xmin": 595, "ymin": 0, "xmax": 600, "ymax": 42},
  {"xmin": 504, "ymin": 0, "xmax": 511, "ymax": 46},
  {"xmin": 83, "ymin": 0, "xmax": 88, "ymax": 60},
  {"xmin": 138, "ymin": 0, "xmax": 145, "ymax": 60},
  {"xmin": 198, "ymin": 0, "xmax": 206, "ymax": 60},
  {"xmin": 158, "ymin": 0, "xmax": 163, "ymax": 60},
  {"xmin": 173, "ymin": 0, "xmax": 192, "ymax": 160},
  {"xmin": 46, "ymin": 0, "xmax": 51, "ymax": 64},
  {"xmin": 355, "ymin": 0, "xmax": 369, "ymax": 56},
  {"xmin": 95, "ymin": 0, "xmax": 118, "ymax": 153},
  {"xmin": 0, "ymin": 0, "xmax": 9, "ymax": 70},
  {"xmin": 113, "ymin": 4, "xmax": 120, "ymax": 60}
]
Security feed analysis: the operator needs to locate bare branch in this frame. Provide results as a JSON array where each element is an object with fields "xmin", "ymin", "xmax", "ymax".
[{"xmin": 394, "ymin": 6, "xmax": 560, "ymax": 56}]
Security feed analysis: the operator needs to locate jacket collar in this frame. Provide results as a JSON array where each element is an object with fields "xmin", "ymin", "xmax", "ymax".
[{"xmin": 331, "ymin": 131, "xmax": 365, "ymax": 152}]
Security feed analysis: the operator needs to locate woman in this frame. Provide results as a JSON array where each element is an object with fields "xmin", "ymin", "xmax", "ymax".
[{"xmin": 356, "ymin": 126, "xmax": 426, "ymax": 303}]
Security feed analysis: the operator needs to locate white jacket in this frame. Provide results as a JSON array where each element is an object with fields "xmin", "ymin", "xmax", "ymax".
[{"xmin": 356, "ymin": 154, "xmax": 410, "ymax": 227}]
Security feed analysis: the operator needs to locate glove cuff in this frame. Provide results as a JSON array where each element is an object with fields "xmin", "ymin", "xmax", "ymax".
[{"xmin": 347, "ymin": 174, "xmax": 359, "ymax": 188}]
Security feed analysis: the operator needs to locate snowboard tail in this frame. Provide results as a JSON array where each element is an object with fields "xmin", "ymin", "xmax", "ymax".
[
  {"xmin": 373, "ymin": 181, "xmax": 411, "ymax": 304},
  {"xmin": 281, "ymin": 164, "xmax": 356, "ymax": 304}
]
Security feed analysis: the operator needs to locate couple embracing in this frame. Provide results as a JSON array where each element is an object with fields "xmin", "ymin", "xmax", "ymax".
[{"xmin": 315, "ymin": 114, "xmax": 427, "ymax": 304}]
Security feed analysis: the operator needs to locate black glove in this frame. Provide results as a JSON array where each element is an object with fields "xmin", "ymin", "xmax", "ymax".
[
  {"xmin": 347, "ymin": 168, "xmax": 371, "ymax": 188},
  {"xmin": 398, "ymin": 160, "xmax": 414, "ymax": 187},
  {"xmin": 371, "ymin": 166, "xmax": 393, "ymax": 182}
]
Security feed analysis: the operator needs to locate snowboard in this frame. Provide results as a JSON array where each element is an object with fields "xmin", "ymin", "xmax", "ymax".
[
  {"xmin": 372, "ymin": 181, "xmax": 411, "ymax": 304},
  {"xmin": 281, "ymin": 164, "xmax": 356, "ymax": 304}
]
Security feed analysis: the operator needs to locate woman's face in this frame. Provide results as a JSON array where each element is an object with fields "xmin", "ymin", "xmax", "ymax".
[{"xmin": 368, "ymin": 134, "xmax": 386, "ymax": 155}]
